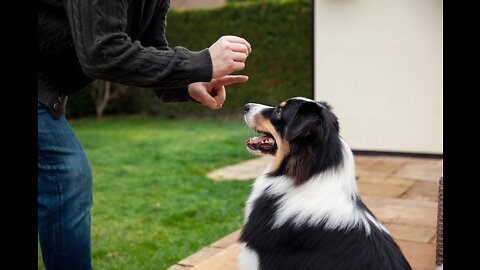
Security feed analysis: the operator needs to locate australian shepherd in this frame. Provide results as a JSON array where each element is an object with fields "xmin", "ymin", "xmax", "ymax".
[{"xmin": 239, "ymin": 97, "xmax": 412, "ymax": 270}]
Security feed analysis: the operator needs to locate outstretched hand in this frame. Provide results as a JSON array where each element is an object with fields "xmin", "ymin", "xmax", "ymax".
[{"xmin": 188, "ymin": 75, "xmax": 249, "ymax": 110}]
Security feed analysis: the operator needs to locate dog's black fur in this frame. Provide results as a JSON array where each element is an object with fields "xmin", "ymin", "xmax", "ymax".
[
  {"xmin": 240, "ymin": 98, "xmax": 412, "ymax": 270},
  {"xmin": 240, "ymin": 194, "xmax": 411, "ymax": 270}
]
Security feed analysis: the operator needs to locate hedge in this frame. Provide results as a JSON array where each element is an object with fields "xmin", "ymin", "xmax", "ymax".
[{"xmin": 66, "ymin": 0, "xmax": 313, "ymax": 119}]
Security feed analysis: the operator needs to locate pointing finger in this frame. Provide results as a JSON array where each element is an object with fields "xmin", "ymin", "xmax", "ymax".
[{"xmin": 215, "ymin": 75, "xmax": 249, "ymax": 87}]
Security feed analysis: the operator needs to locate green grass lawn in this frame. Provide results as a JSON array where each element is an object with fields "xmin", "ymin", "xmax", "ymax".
[{"xmin": 38, "ymin": 116, "xmax": 257, "ymax": 270}]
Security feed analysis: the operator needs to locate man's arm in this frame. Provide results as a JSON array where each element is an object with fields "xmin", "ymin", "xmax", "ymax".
[
  {"xmin": 139, "ymin": 0, "xmax": 193, "ymax": 102},
  {"xmin": 63, "ymin": 0, "xmax": 212, "ymax": 89},
  {"xmin": 140, "ymin": 0, "xmax": 170, "ymax": 50}
]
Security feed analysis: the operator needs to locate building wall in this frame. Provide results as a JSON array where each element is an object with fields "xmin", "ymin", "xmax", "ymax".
[{"xmin": 314, "ymin": 0, "xmax": 442, "ymax": 154}]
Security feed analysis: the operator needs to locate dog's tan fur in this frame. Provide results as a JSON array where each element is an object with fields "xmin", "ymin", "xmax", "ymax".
[{"xmin": 253, "ymin": 114, "xmax": 289, "ymax": 172}]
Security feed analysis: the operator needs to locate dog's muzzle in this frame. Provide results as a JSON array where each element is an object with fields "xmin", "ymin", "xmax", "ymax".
[{"xmin": 244, "ymin": 103, "xmax": 277, "ymax": 155}]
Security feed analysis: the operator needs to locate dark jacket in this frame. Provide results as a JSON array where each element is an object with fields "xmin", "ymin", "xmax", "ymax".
[{"xmin": 38, "ymin": 0, "xmax": 213, "ymax": 118}]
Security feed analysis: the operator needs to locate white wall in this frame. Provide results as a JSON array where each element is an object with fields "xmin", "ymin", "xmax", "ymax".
[{"xmin": 314, "ymin": 0, "xmax": 442, "ymax": 154}]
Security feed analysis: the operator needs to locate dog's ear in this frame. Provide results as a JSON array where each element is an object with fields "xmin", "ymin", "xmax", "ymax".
[
  {"xmin": 318, "ymin": 101, "xmax": 339, "ymax": 133},
  {"xmin": 285, "ymin": 102, "xmax": 323, "ymax": 142}
]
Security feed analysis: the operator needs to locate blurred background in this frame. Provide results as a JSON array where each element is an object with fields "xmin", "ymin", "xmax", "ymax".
[{"xmin": 40, "ymin": 0, "xmax": 442, "ymax": 269}]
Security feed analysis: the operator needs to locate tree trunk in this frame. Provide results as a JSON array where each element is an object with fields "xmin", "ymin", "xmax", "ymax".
[
  {"xmin": 94, "ymin": 81, "xmax": 111, "ymax": 119},
  {"xmin": 91, "ymin": 80, "xmax": 127, "ymax": 119},
  {"xmin": 97, "ymin": 81, "xmax": 111, "ymax": 119}
]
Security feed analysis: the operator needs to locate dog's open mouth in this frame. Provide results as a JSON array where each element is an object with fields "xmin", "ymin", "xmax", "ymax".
[{"xmin": 246, "ymin": 131, "xmax": 277, "ymax": 155}]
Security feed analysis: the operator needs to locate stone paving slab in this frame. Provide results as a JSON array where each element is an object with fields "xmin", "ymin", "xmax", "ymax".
[
  {"xmin": 190, "ymin": 243, "xmax": 241, "ymax": 270},
  {"xmin": 362, "ymin": 195, "xmax": 438, "ymax": 235},
  {"xmin": 210, "ymin": 230, "xmax": 241, "ymax": 249},
  {"xmin": 358, "ymin": 182, "xmax": 410, "ymax": 198},
  {"xmin": 362, "ymin": 195, "xmax": 438, "ymax": 209},
  {"xmin": 207, "ymin": 156, "xmax": 273, "ymax": 181},
  {"xmin": 384, "ymin": 223, "xmax": 436, "ymax": 243},
  {"xmin": 357, "ymin": 176, "xmax": 416, "ymax": 187},
  {"xmin": 178, "ymin": 246, "xmax": 224, "ymax": 267},
  {"xmin": 392, "ymin": 163, "xmax": 443, "ymax": 182},
  {"xmin": 397, "ymin": 240, "xmax": 436, "ymax": 270},
  {"xmin": 355, "ymin": 168, "xmax": 393, "ymax": 178},
  {"xmin": 367, "ymin": 160, "xmax": 405, "ymax": 174},
  {"xmin": 367, "ymin": 204, "xmax": 437, "ymax": 227},
  {"xmin": 167, "ymin": 231, "xmax": 241, "ymax": 270},
  {"xmin": 401, "ymin": 181, "xmax": 440, "ymax": 202},
  {"xmin": 167, "ymin": 265, "xmax": 192, "ymax": 270}
]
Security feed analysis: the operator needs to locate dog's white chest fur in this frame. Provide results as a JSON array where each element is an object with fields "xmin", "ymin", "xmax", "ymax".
[
  {"xmin": 243, "ymin": 141, "xmax": 386, "ymax": 233},
  {"xmin": 239, "ymin": 243, "xmax": 260, "ymax": 270}
]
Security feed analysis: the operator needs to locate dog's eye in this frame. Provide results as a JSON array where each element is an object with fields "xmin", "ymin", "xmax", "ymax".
[{"xmin": 275, "ymin": 107, "xmax": 282, "ymax": 119}]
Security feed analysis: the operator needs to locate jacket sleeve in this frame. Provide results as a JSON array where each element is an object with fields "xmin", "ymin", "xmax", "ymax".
[
  {"xmin": 139, "ymin": 0, "xmax": 198, "ymax": 102},
  {"xmin": 139, "ymin": 0, "xmax": 170, "ymax": 50},
  {"xmin": 63, "ymin": 0, "xmax": 212, "ymax": 93}
]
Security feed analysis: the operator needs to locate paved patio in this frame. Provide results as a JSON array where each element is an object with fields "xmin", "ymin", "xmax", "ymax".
[{"xmin": 168, "ymin": 155, "xmax": 443, "ymax": 270}]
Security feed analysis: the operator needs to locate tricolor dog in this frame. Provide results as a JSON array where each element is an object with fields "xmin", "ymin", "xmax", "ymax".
[{"xmin": 239, "ymin": 97, "xmax": 411, "ymax": 270}]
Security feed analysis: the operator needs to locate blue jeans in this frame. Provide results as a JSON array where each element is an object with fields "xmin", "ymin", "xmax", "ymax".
[{"xmin": 38, "ymin": 102, "xmax": 93, "ymax": 270}]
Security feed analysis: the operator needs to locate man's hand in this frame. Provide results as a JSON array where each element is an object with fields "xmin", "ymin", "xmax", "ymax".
[
  {"xmin": 188, "ymin": 75, "xmax": 249, "ymax": 110},
  {"xmin": 209, "ymin": 36, "xmax": 252, "ymax": 79}
]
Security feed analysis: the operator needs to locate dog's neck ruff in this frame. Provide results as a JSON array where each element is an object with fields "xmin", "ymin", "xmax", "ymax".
[{"xmin": 245, "ymin": 139, "xmax": 387, "ymax": 235}]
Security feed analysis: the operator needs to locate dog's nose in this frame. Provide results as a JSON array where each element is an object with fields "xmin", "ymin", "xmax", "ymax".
[{"xmin": 244, "ymin": 103, "xmax": 252, "ymax": 113}]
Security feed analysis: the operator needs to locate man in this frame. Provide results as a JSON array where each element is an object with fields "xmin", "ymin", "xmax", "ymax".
[{"xmin": 38, "ymin": 0, "xmax": 252, "ymax": 269}]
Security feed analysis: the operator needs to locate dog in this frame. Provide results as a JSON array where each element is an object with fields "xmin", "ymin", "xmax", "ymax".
[{"xmin": 239, "ymin": 97, "xmax": 412, "ymax": 270}]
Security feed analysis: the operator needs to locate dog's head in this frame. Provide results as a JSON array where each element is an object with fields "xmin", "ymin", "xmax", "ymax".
[{"xmin": 244, "ymin": 97, "xmax": 343, "ymax": 185}]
